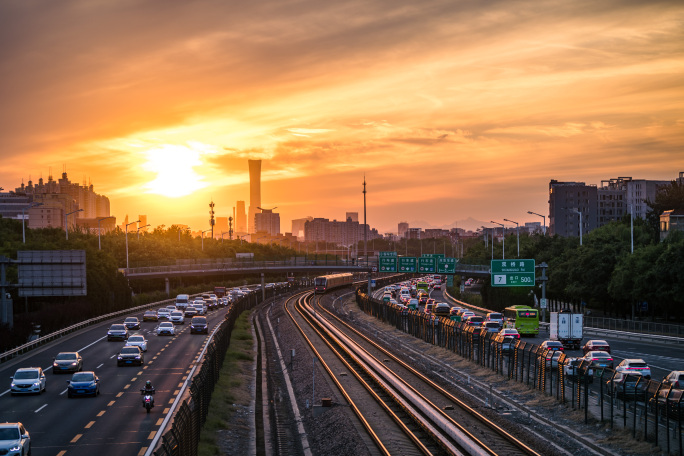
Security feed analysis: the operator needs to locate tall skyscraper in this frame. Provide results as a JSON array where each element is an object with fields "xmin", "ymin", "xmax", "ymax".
[
  {"xmin": 248, "ymin": 160, "xmax": 261, "ymax": 233},
  {"xmin": 236, "ymin": 201, "xmax": 247, "ymax": 233},
  {"xmin": 398, "ymin": 222, "xmax": 409, "ymax": 238},
  {"xmin": 255, "ymin": 208, "xmax": 280, "ymax": 236}
]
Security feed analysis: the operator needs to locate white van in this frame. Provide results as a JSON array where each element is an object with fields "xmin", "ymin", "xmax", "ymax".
[{"xmin": 175, "ymin": 294, "xmax": 190, "ymax": 310}]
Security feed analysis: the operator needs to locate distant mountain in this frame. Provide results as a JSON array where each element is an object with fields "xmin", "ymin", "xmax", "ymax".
[{"xmin": 408, "ymin": 217, "xmax": 486, "ymax": 232}]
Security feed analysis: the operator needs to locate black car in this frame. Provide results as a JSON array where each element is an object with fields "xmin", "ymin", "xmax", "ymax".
[
  {"xmin": 190, "ymin": 316, "xmax": 208, "ymax": 334},
  {"xmin": 606, "ymin": 373, "xmax": 647, "ymax": 400},
  {"xmin": 124, "ymin": 317, "xmax": 141, "ymax": 330},
  {"xmin": 117, "ymin": 346, "xmax": 144, "ymax": 366},
  {"xmin": 107, "ymin": 324, "xmax": 129, "ymax": 341}
]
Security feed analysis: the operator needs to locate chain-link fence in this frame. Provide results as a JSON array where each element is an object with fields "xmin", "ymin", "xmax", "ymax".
[{"xmin": 356, "ymin": 291, "xmax": 684, "ymax": 455}]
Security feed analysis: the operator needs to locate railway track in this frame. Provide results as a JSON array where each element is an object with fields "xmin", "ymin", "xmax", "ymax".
[{"xmin": 286, "ymin": 290, "xmax": 543, "ymax": 456}]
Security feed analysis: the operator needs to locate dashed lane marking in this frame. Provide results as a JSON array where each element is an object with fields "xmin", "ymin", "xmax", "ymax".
[
  {"xmin": 107, "ymin": 401, "xmax": 115, "ymax": 406},
  {"xmin": 116, "ymin": 392, "xmax": 123, "ymax": 398},
  {"xmin": 71, "ymin": 434, "xmax": 82, "ymax": 443},
  {"xmin": 97, "ymin": 411, "xmax": 105, "ymax": 417},
  {"xmin": 124, "ymin": 384, "xmax": 130, "ymax": 390},
  {"xmin": 155, "ymin": 418, "xmax": 163, "ymax": 426},
  {"xmin": 96, "ymin": 363, "xmax": 103, "ymax": 369},
  {"xmin": 168, "ymin": 398, "xmax": 174, "ymax": 404},
  {"xmin": 138, "ymin": 448, "xmax": 148, "ymax": 456},
  {"xmin": 147, "ymin": 431, "xmax": 156, "ymax": 439},
  {"xmin": 57, "ymin": 451, "xmax": 67, "ymax": 456},
  {"xmin": 163, "ymin": 408, "xmax": 170, "ymax": 413},
  {"xmin": 85, "ymin": 421, "xmax": 95, "ymax": 429},
  {"xmin": 35, "ymin": 404, "xmax": 48, "ymax": 413},
  {"xmin": 132, "ymin": 377, "xmax": 137, "ymax": 382}
]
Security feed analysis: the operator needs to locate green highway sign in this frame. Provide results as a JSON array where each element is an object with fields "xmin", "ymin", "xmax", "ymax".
[
  {"xmin": 491, "ymin": 259, "xmax": 535, "ymax": 287},
  {"xmin": 418, "ymin": 257, "xmax": 436, "ymax": 273},
  {"xmin": 437, "ymin": 257, "xmax": 458, "ymax": 274},
  {"xmin": 423, "ymin": 253, "xmax": 445, "ymax": 259},
  {"xmin": 379, "ymin": 251, "xmax": 398, "ymax": 272},
  {"xmin": 398, "ymin": 257, "xmax": 417, "ymax": 273}
]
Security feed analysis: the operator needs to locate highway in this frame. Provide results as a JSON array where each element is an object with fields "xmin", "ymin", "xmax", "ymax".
[{"xmin": 0, "ymin": 304, "xmax": 230, "ymax": 456}]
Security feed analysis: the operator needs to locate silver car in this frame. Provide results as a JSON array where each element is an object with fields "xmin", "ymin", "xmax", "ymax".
[
  {"xmin": 125, "ymin": 335, "xmax": 148, "ymax": 352},
  {"xmin": 169, "ymin": 311, "xmax": 185, "ymax": 325},
  {"xmin": 10, "ymin": 367, "xmax": 46, "ymax": 395},
  {"xmin": 0, "ymin": 422, "xmax": 30, "ymax": 455}
]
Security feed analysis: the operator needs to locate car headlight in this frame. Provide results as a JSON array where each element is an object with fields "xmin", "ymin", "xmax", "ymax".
[
  {"xmin": 10, "ymin": 445, "xmax": 21, "ymax": 451},
  {"xmin": 11, "ymin": 382, "xmax": 16, "ymax": 388},
  {"xmin": 70, "ymin": 362, "xmax": 77, "ymax": 366},
  {"xmin": 117, "ymin": 356, "xmax": 123, "ymax": 359},
  {"xmin": 34, "ymin": 381, "xmax": 41, "ymax": 386}
]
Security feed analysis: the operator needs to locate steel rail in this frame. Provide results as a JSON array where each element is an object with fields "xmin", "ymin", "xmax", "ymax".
[
  {"xmin": 300, "ymin": 294, "xmax": 489, "ymax": 456},
  {"xmin": 283, "ymin": 291, "xmax": 393, "ymax": 456},
  {"xmin": 318, "ymin": 297, "xmax": 542, "ymax": 456}
]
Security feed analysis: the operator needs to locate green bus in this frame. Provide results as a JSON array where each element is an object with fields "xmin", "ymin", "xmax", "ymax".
[
  {"xmin": 416, "ymin": 281, "xmax": 429, "ymax": 295},
  {"xmin": 503, "ymin": 305, "xmax": 539, "ymax": 336}
]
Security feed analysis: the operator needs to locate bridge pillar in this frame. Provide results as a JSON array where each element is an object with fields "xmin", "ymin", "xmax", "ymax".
[
  {"xmin": 165, "ymin": 277, "xmax": 170, "ymax": 297},
  {"xmin": 261, "ymin": 273, "xmax": 266, "ymax": 302}
]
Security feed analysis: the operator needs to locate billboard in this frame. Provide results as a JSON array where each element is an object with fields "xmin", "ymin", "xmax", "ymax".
[{"xmin": 18, "ymin": 250, "xmax": 87, "ymax": 297}]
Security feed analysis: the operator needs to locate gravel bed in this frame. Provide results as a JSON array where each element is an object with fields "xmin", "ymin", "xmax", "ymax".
[{"xmin": 268, "ymin": 299, "xmax": 372, "ymax": 456}]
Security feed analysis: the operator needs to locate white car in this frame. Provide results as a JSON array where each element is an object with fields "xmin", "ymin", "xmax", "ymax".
[
  {"xmin": 10, "ymin": 367, "xmax": 46, "ymax": 395},
  {"xmin": 156, "ymin": 322, "xmax": 175, "ymax": 336},
  {"xmin": 0, "ymin": 422, "xmax": 30, "ymax": 455},
  {"xmin": 192, "ymin": 304, "xmax": 206, "ymax": 315},
  {"xmin": 616, "ymin": 359, "xmax": 652, "ymax": 379},
  {"xmin": 125, "ymin": 335, "xmax": 148, "ymax": 352},
  {"xmin": 157, "ymin": 308, "xmax": 171, "ymax": 319},
  {"xmin": 169, "ymin": 311, "xmax": 185, "ymax": 325}
]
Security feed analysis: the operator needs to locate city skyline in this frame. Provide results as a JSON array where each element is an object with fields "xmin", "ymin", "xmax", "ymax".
[{"xmin": 1, "ymin": 1, "xmax": 683, "ymax": 234}]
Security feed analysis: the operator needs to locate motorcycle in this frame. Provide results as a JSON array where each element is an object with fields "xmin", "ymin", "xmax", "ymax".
[{"xmin": 141, "ymin": 388, "xmax": 155, "ymax": 413}]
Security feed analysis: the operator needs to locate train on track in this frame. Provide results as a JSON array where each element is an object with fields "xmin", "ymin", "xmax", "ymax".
[{"xmin": 314, "ymin": 273, "xmax": 354, "ymax": 293}]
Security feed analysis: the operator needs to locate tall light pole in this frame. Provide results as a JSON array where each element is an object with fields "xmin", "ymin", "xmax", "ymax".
[
  {"xmin": 503, "ymin": 218, "xmax": 519, "ymax": 257},
  {"xmin": 65, "ymin": 209, "xmax": 84, "ymax": 240},
  {"xmin": 221, "ymin": 231, "xmax": 229, "ymax": 243},
  {"xmin": 201, "ymin": 229, "xmax": 212, "ymax": 251},
  {"xmin": 527, "ymin": 211, "xmax": 546, "ymax": 236},
  {"xmin": 125, "ymin": 220, "xmax": 140, "ymax": 274},
  {"xmin": 97, "ymin": 216, "xmax": 115, "ymax": 250},
  {"xmin": 490, "ymin": 221, "xmax": 505, "ymax": 259},
  {"xmin": 137, "ymin": 224, "xmax": 150, "ymax": 240},
  {"xmin": 22, "ymin": 202, "xmax": 43, "ymax": 244}
]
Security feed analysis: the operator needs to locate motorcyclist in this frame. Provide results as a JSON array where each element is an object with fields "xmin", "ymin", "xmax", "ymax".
[{"xmin": 141, "ymin": 380, "xmax": 155, "ymax": 407}]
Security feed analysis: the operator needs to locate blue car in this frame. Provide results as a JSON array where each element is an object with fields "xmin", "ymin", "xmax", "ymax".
[{"xmin": 67, "ymin": 371, "xmax": 100, "ymax": 398}]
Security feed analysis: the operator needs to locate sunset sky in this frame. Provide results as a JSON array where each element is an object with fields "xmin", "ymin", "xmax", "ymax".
[{"xmin": 1, "ymin": 0, "xmax": 683, "ymax": 234}]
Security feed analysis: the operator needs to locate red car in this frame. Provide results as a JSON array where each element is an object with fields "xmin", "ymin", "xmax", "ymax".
[{"xmin": 582, "ymin": 339, "xmax": 610, "ymax": 355}]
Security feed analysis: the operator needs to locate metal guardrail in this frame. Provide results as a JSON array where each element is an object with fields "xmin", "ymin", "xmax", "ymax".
[
  {"xmin": 584, "ymin": 317, "xmax": 684, "ymax": 339},
  {"xmin": 0, "ymin": 293, "xmax": 202, "ymax": 364}
]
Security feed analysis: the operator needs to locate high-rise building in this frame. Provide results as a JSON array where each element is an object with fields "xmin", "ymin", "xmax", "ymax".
[
  {"xmin": 248, "ymin": 160, "xmax": 261, "ymax": 233},
  {"xmin": 304, "ymin": 216, "xmax": 380, "ymax": 244},
  {"xmin": 291, "ymin": 216, "xmax": 313, "ymax": 240},
  {"xmin": 398, "ymin": 222, "xmax": 409, "ymax": 238},
  {"xmin": 548, "ymin": 180, "xmax": 598, "ymax": 237},
  {"xmin": 236, "ymin": 201, "xmax": 247, "ymax": 233},
  {"xmin": 214, "ymin": 217, "xmax": 229, "ymax": 238},
  {"xmin": 346, "ymin": 212, "xmax": 358, "ymax": 223},
  {"xmin": 255, "ymin": 208, "xmax": 280, "ymax": 236}
]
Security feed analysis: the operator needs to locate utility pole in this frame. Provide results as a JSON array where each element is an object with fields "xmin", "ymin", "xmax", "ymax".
[
  {"xmin": 229, "ymin": 216, "xmax": 234, "ymax": 240},
  {"xmin": 536, "ymin": 262, "xmax": 549, "ymax": 323},
  {"xmin": 363, "ymin": 176, "xmax": 370, "ymax": 295}
]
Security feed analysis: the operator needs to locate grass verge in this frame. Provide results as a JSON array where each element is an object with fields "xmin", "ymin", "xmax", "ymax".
[{"xmin": 198, "ymin": 310, "xmax": 255, "ymax": 456}]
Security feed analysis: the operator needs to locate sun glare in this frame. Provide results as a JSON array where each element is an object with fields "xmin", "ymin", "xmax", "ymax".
[{"xmin": 142, "ymin": 144, "xmax": 208, "ymax": 197}]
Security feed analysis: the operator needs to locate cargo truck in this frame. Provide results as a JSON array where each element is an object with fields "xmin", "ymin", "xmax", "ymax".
[{"xmin": 550, "ymin": 311, "xmax": 583, "ymax": 350}]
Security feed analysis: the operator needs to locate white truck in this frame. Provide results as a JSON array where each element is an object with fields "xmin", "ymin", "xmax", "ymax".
[{"xmin": 549, "ymin": 311, "xmax": 583, "ymax": 350}]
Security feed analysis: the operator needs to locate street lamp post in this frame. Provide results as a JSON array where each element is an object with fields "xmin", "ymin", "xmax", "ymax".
[
  {"xmin": 503, "ymin": 218, "xmax": 519, "ymax": 257},
  {"xmin": 125, "ymin": 220, "xmax": 141, "ymax": 274},
  {"xmin": 201, "ymin": 229, "xmax": 212, "ymax": 251},
  {"xmin": 65, "ymin": 209, "xmax": 84, "ymax": 240},
  {"xmin": 527, "ymin": 211, "xmax": 546, "ymax": 236},
  {"xmin": 137, "ymin": 224, "xmax": 150, "ymax": 240},
  {"xmin": 490, "ymin": 221, "xmax": 505, "ymax": 259},
  {"xmin": 22, "ymin": 203, "xmax": 43, "ymax": 244},
  {"xmin": 221, "ymin": 231, "xmax": 229, "ymax": 243},
  {"xmin": 97, "ymin": 216, "xmax": 115, "ymax": 250}
]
